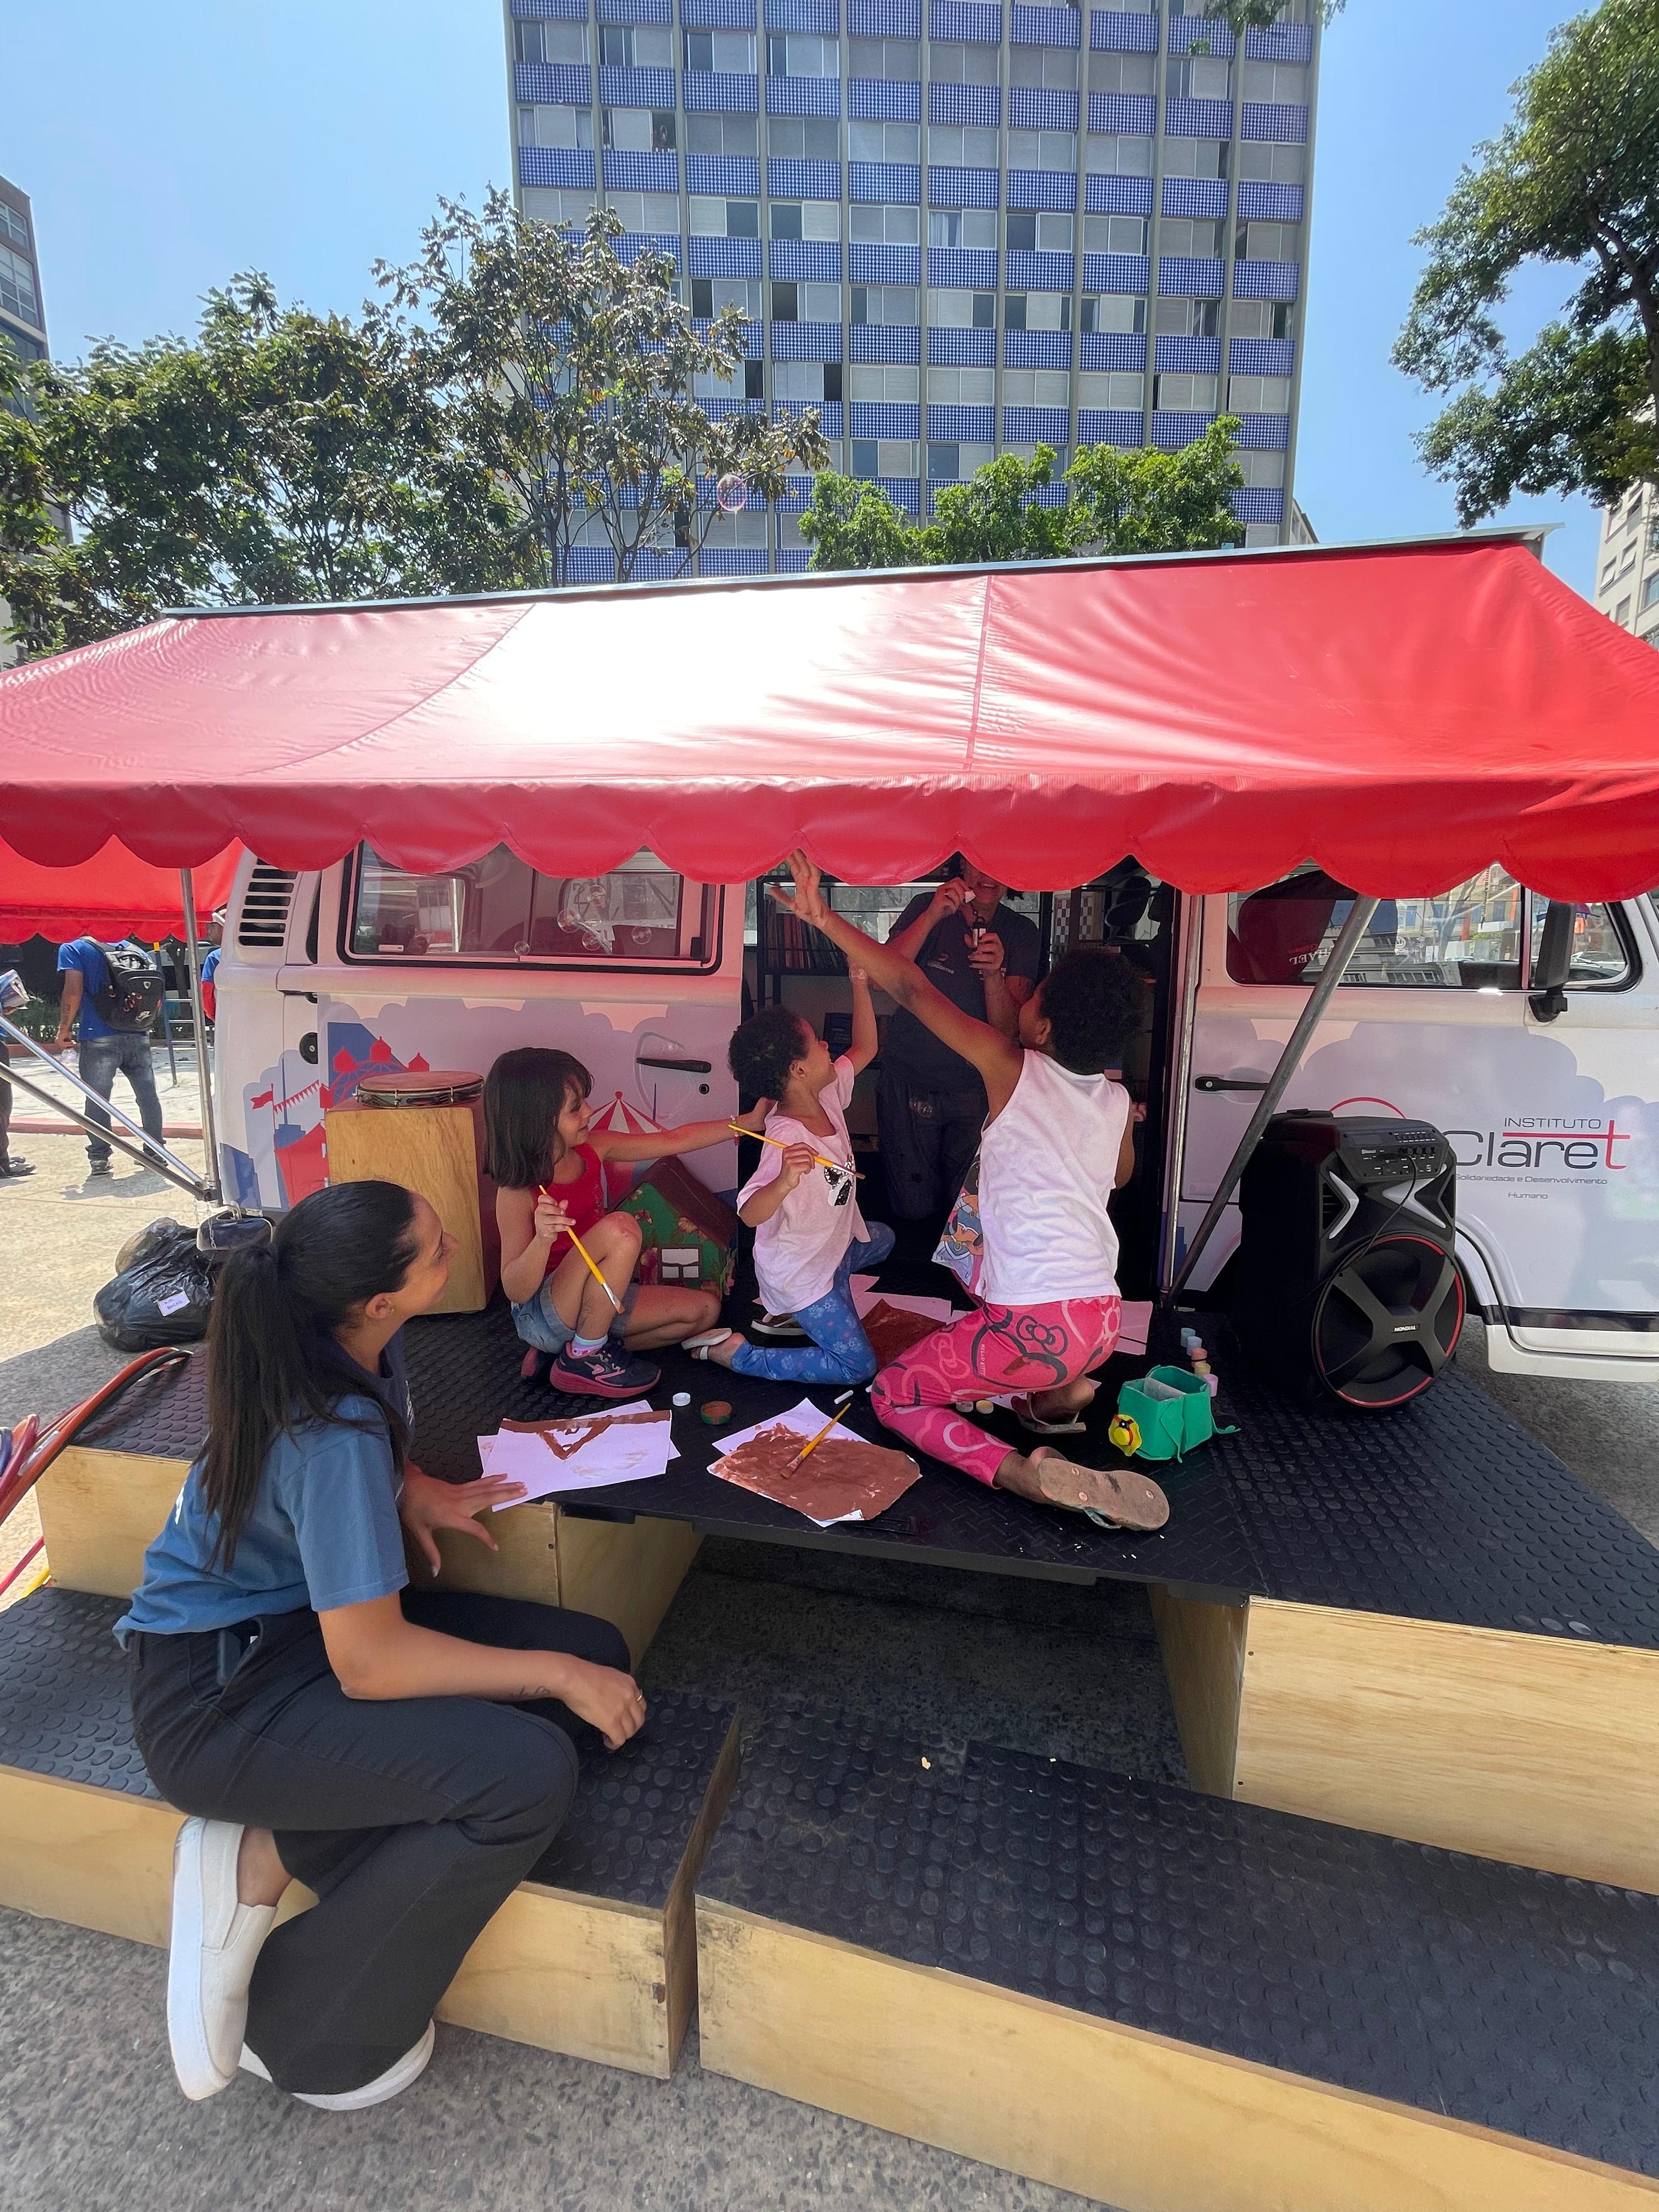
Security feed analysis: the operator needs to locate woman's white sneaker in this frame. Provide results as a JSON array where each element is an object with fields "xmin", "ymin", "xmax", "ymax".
[
  {"xmin": 166, "ymin": 1818, "xmax": 277, "ymax": 2100},
  {"xmin": 241, "ymin": 2020, "xmax": 436, "ymax": 2109}
]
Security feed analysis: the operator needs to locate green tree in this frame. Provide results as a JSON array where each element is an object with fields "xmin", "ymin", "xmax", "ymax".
[
  {"xmin": 799, "ymin": 422, "xmax": 1247, "ymax": 571},
  {"xmin": 0, "ymin": 275, "xmax": 513, "ymax": 657},
  {"xmin": 1199, "ymin": 2, "xmax": 1343, "ymax": 31},
  {"xmin": 373, "ymin": 193, "xmax": 828, "ymax": 586},
  {"xmin": 1394, "ymin": 0, "xmax": 1659, "ymax": 521}
]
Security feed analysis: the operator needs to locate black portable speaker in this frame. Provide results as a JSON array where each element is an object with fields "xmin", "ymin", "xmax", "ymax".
[{"xmin": 1232, "ymin": 1111, "xmax": 1463, "ymax": 1409}]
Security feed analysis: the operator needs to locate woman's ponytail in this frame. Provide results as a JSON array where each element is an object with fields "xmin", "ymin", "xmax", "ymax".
[{"xmin": 200, "ymin": 1181, "xmax": 420, "ymax": 1567}]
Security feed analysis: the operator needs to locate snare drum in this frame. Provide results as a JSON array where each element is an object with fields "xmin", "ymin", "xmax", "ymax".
[{"xmin": 356, "ymin": 1070, "xmax": 483, "ymax": 1109}]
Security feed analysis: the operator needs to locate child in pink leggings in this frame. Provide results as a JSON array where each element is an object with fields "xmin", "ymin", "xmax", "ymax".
[{"xmin": 772, "ymin": 855, "xmax": 1166, "ymax": 1528}]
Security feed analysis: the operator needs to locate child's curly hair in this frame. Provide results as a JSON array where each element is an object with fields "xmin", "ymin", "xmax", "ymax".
[
  {"xmin": 1037, "ymin": 947, "xmax": 1144, "ymax": 1074},
  {"xmin": 728, "ymin": 1006, "xmax": 812, "ymax": 1102}
]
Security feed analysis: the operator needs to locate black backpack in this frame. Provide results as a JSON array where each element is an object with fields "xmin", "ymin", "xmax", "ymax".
[{"xmin": 91, "ymin": 941, "xmax": 164, "ymax": 1033}]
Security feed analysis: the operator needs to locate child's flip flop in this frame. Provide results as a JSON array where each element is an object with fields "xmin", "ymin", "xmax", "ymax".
[
  {"xmin": 1029, "ymin": 1450, "xmax": 1169, "ymax": 1531},
  {"xmin": 686, "ymin": 1328, "xmax": 734, "ymax": 1360}
]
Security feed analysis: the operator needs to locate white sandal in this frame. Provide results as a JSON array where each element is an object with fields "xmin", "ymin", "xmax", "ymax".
[{"xmin": 685, "ymin": 1328, "xmax": 733, "ymax": 1359}]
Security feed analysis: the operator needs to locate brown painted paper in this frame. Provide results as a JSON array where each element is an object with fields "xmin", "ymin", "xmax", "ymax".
[{"xmin": 713, "ymin": 1421, "xmax": 921, "ymax": 1524}]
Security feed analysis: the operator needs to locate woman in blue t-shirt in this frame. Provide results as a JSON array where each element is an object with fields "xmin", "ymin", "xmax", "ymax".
[{"xmin": 120, "ymin": 1180, "xmax": 647, "ymax": 2112}]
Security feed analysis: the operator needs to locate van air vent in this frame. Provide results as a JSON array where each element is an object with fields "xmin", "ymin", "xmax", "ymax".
[{"xmin": 237, "ymin": 867, "xmax": 300, "ymax": 949}]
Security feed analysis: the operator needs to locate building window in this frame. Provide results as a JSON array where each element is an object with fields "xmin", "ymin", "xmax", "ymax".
[
  {"xmin": 1079, "ymin": 370, "xmax": 1144, "ymax": 408},
  {"xmin": 769, "ymin": 115, "xmax": 842, "ymax": 159},
  {"xmin": 849, "ymin": 37, "xmax": 922, "ymax": 77},
  {"xmin": 1619, "ymin": 538, "xmax": 1638, "ymax": 574},
  {"xmin": 687, "ymin": 114, "xmax": 760, "ymax": 155},
  {"xmin": 1236, "ymin": 140, "xmax": 1304, "ymax": 185},
  {"xmin": 1228, "ymin": 373, "xmax": 1290, "ymax": 412},
  {"xmin": 1168, "ymin": 55, "xmax": 1231, "ymax": 99},
  {"xmin": 1005, "ymin": 292, "xmax": 1070, "ymax": 331},
  {"xmin": 1007, "ymin": 211, "xmax": 1074, "ymax": 253},
  {"xmin": 516, "ymin": 19, "xmax": 586, "ymax": 64},
  {"xmin": 772, "ymin": 202, "xmax": 804, "ymax": 241},
  {"xmin": 1087, "ymin": 52, "xmax": 1153, "ymax": 94},
  {"xmin": 1615, "ymin": 597, "xmax": 1632, "ymax": 625},
  {"xmin": 692, "ymin": 276, "xmax": 763, "ymax": 319},
  {"xmin": 1007, "ymin": 130, "xmax": 1079, "ymax": 170},
  {"xmin": 768, "ymin": 33, "xmax": 840, "ymax": 77},
  {"xmin": 928, "ymin": 208, "xmax": 997, "ymax": 249},
  {"xmin": 851, "ymin": 204, "xmax": 921, "ymax": 242},
  {"xmin": 928, "ymin": 365, "xmax": 995, "ymax": 401},
  {"xmin": 849, "ymin": 363, "xmax": 919, "ymax": 400},
  {"xmin": 927, "ymin": 124, "xmax": 1000, "ymax": 165},
  {"xmin": 521, "ymin": 104, "xmax": 595, "ymax": 151},
  {"xmin": 1156, "ymin": 297, "xmax": 1219, "ymax": 337},
  {"xmin": 1085, "ymin": 133, "xmax": 1154, "ymax": 176},
  {"xmin": 851, "ymin": 284, "xmax": 920, "ymax": 325},
  {"xmin": 850, "ymin": 120, "xmax": 921, "ymax": 161},
  {"xmin": 1154, "ymin": 373, "xmax": 1217, "ymax": 410},
  {"xmin": 1010, "ymin": 46, "xmax": 1078, "ymax": 91},
  {"xmin": 1163, "ymin": 138, "xmax": 1228, "ymax": 180},
  {"xmin": 851, "ymin": 439, "xmax": 879, "ymax": 475},
  {"xmin": 1084, "ymin": 212, "xmax": 1149, "ymax": 254},
  {"xmin": 1235, "ymin": 219, "xmax": 1298, "ymax": 262},
  {"xmin": 685, "ymin": 29, "xmax": 757, "ymax": 71},
  {"xmin": 1227, "ymin": 866, "xmax": 1537, "ymax": 992},
  {"xmin": 1160, "ymin": 218, "xmax": 1223, "ymax": 258},
  {"xmin": 1080, "ymin": 294, "xmax": 1145, "ymax": 335},
  {"xmin": 1643, "ymin": 572, "xmax": 1659, "ymax": 610},
  {"xmin": 930, "ymin": 41, "xmax": 1001, "ymax": 85}
]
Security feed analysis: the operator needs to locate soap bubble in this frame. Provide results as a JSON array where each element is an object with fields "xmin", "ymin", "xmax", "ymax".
[{"xmin": 715, "ymin": 472, "xmax": 749, "ymax": 514}]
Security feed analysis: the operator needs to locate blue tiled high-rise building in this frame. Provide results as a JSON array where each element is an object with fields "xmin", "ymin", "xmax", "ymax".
[{"xmin": 505, "ymin": 0, "xmax": 1318, "ymax": 574}]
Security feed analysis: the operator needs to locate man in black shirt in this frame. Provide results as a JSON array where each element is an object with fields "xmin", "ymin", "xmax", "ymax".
[{"xmin": 876, "ymin": 862, "xmax": 1042, "ymax": 1220}]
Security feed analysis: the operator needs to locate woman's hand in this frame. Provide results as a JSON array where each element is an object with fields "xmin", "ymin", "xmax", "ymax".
[
  {"xmin": 929, "ymin": 879, "xmax": 971, "ymax": 924},
  {"xmin": 399, "ymin": 1465, "xmax": 528, "ymax": 1578},
  {"xmin": 558, "ymin": 1658, "xmax": 648, "ymax": 1751},
  {"xmin": 533, "ymin": 1190, "xmax": 573, "ymax": 1244}
]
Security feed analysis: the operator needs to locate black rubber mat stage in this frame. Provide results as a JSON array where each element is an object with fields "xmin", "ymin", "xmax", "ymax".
[{"xmin": 77, "ymin": 1271, "xmax": 1659, "ymax": 1647}]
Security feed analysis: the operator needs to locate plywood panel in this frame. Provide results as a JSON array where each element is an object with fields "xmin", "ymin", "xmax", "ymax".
[
  {"xmin": 425, "ymin": 1499, "xmax": 564, "ymax": 1606},
  {"xmin": 325, "ymin": 1103, "xmax": 488, "ymax": 1313},
  {"xmin": 696, "ymin": 1905, "xmax": 1659, "ymax": 2212},
  {"xmin": 439, "ymin": 1888, "xmax": 672, "ymax": 2075},
  {"xmin": 1149, "ymin": 1584, "xmax": 1246, "ymax": 1797},
  {"xmin": 1235, "ymin": 1600, "xmax": 1659, "ymax": 1893},
  {"xmin": 556, "ymin": 1514, "xmax": 703, "ymax": 1669},
  {"xmin": 35, "ymin": 1446, "xmax": 185, "ymax": 1599},
  {"xmin": 0, "ymin": 1769, "xmax": 180, "ymax": 1945}
]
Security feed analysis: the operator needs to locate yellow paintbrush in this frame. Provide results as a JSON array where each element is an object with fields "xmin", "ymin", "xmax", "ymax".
[
  {"xmin": 787, "ymin": 1389, "xmax": 857, "ymax": 1471},
  {"xmin": 539, "ymin": 1186, "xmax": 624, "ymax": 1313},
  {"xmin": 727, "ymin": 1123, "xmax": 864, "ymax": 1181}
]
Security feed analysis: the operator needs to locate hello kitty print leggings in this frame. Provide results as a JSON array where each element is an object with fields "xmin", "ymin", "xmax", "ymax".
[{"xmin": 870, "ymin": 1294, "xmax": 1122, "ymax": 1486}]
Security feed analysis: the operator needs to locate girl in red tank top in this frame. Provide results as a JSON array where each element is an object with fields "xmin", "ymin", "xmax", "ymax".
[{"xmin": 483, "ymin": 1047, "xmax": 769, "ymax": 1401}]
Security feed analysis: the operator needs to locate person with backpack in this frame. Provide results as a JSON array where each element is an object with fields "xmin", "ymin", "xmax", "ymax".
[{"xmin": 51, "ymin": 930, "xmax": 167, "ymax": 1177}]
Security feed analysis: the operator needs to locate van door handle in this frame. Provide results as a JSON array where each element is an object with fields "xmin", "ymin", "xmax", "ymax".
[
  {"xmin": 1195, "ymin": 1075, "xmax": 1271, "ymax": 1092},
  {"xmin": 636, "ymin": 1055, "xmax": 713, "ymax": 1073}
]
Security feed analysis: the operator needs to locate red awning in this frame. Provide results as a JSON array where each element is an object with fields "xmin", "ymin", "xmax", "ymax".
[
  {"xmin": 0, "ymin": 840, "xmax": 241, "ymax": 943},
  {"xmin": 2, "ymin": 535, "xmax": 1657, "ymax": 900}
]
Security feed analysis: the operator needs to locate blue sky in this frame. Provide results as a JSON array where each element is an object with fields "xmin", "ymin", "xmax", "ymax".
[{"xmin": 4, "ymin": 1, "xmax": 1598, "ymax": 591}]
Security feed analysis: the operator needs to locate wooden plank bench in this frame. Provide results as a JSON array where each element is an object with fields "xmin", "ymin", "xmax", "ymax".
[
  {"xmin": 0, "ymin": 1587, "xmax": 739, "ymax": 2079},
  {"xmin": 696, "ymin": 1707, "xmax": 1659, "ymax": 2212}
]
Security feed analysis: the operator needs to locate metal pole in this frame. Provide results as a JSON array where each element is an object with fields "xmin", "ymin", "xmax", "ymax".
[
  {"xmin": 1155, "ymin": 890, "xmax": 1205, "ymax": 1295},
  {"xmin": 0, "ymin": 1041, "xmax": 210, "ymax": 1201},
  {"xmin": 1167, "ymin": 894, "xmax": 1380, "ymax": 1300},
  {"xmin": 179, "ymin": 870, "xmax": 223, "ymax": 1201}
]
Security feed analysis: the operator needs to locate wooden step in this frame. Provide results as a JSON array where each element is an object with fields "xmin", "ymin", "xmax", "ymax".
[
  {"xmin": 0, "ymin": 1588, "xmax": 739, "ymax": 2079},
  {"xmin": 696, "ymin": 1708, "xmax": 1659, "ymax": 2212}
]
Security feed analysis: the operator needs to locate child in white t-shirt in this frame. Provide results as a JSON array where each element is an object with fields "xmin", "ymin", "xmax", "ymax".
[{"xmin": 701, "ymin": 967, "xmax": 894, "ymax": 1383}]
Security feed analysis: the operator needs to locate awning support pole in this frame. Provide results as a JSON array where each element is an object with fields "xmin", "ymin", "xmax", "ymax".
[
  {"xmin": 0, "ymin": 1015, "xmax": 210, "ymax": 1203},
  {"xmin": 1166, "ymin": 894, "xmax": 1380, "ymax": 1302},
  {"xmin": 1155, "ymin": 890, "xmax": 1204, "ymax": 1295},
  {"xmin": 179, "ymin": 868, "xmax": 222, "ymax": 1201}
]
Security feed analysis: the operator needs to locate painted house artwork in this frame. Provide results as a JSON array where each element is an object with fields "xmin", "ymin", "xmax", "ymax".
[{"xmin": 592, "ymin": 1095, "xmax": 739, "ymax": 1295}]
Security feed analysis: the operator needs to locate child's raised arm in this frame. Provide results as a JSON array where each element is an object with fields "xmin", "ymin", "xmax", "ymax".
[
  {"xmin": 772, "ymin": 854, "xmax": 1023, "ymax": 1117},
  {"xmin": 591, "ymin": 1096, "xmax": 770, "ymax": 1164},
  {"xmin": 847, "ymin": 964, "xmax": 877, "ymax": 1075}
]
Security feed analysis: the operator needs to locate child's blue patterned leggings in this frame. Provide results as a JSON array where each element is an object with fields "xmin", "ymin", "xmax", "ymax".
[{"xmin": 729, "ymin": 1226, "xmax": 896, "ymax": 1384}]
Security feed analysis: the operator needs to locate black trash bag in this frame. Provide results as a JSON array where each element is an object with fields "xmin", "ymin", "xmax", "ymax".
[{"xmin": 94, "ymin": 1220, "xmax": 216, "ymax": 1351}]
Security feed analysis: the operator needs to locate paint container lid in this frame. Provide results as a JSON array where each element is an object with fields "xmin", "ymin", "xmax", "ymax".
[{"xmin": 672, "ymin": 1392, "xmax": 691, "ymax": 1408}]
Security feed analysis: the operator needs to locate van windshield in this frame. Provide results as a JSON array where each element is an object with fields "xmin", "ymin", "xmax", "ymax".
[{"xmin": 347, "ymin": 845, "xmax": 721, "ymax": 970}]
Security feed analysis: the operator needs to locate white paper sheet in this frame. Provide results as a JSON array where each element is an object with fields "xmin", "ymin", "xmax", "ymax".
[
  {"xmin": 479, "ymin": 1408, "xmax": 678, "ymax": 1504},
  {"xmin": 708, "ymin": 1397, "xmax": 890, "ymax": 1527},
  {"xmin": 711, "ymin": 1397, "xmax": 863, "ymax": 1461}
]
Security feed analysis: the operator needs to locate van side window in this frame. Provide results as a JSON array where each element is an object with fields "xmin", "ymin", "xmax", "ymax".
[
  {"xmin": 1526, "ymin": 894, "xmax": 1637, "ymax": 990},
  {"xmin": 1227, "ymin": 866, "xmax": 1530, "ymax": 989},
  {"xmin": 347, "ymin": 845, "xmax": 720, "ymax": 970}
]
